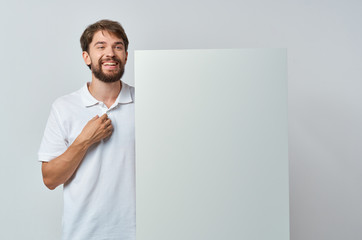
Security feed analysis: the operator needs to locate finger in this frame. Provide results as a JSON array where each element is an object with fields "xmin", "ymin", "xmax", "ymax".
[
  {"xmin": 99, "ymin": 113, "xmax": 108, "ymax": 121},
  {"xmin": 101, "ymin": 120, "xmax": 112, "ymax": 130},
  {"xmin": 105, "ymin": 126, "xmax": 113, "ymax": 137},
  {"xmin": 106, "ymin": 124, "xmax": 114, "ymax": 132},
  {"xmin": 104, "ymin": 119, "xmax": 112, "ymax": 127},
  {"xmin": 107, "ymin": 122, "xmax": 113, "ymax": 129}
]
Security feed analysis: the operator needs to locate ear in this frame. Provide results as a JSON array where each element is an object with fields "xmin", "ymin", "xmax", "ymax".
[{"xmin": 82, "ymin": 51, "xmax": 91, "ymax": 66}]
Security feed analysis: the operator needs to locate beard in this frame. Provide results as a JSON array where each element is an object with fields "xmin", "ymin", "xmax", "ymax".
[{"xmin": 91, "ymin": 57, "xmax": 125, "ymax": 83}]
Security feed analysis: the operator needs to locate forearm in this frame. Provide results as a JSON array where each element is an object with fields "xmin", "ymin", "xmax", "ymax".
[
  {"xmin": 41, "ymin": 114, "xmax": 112, "ymax": 190},
  {"xmin": 42, "ymin": 137, "xmax": 91, "ymax": 190}
]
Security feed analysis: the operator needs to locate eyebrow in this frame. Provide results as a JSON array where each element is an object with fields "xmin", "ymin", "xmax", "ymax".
[
  {"xmin": 93, "ymin": 41, "xmax": 124, "ymax": 46},
  {"xmin": 94, "ymin": 41, "xmax": 106, "ymax": 46}
]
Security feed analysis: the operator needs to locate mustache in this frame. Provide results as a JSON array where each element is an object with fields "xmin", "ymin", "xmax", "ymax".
[{"xmin": 99, "ymin": 57, "xmax": 122, "ymax": 64}]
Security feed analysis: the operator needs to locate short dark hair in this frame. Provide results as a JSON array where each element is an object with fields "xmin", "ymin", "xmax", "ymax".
[{"xmin": 80, "ymin": 19, "xmax": 129, "ymax": 53}]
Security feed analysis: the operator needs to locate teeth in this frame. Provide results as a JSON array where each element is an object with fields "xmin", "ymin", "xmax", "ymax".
[{"xmin": 103, "ymin": 62, "xmax": 116, "ymax": 66}]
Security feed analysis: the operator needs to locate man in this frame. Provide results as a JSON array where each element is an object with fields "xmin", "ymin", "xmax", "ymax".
[{"xmin": 38, "ymin": 19, "xmax": 135, "ymax": 240}]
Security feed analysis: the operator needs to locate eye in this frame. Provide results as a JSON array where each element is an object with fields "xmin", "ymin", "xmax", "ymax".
[
  {"xmin": 97, "ymin": 46, "xmax": 105, "ymax": 49},
  {"xmin": 115, "ymin": 45, "xmax": 123, "ymax": 50}
]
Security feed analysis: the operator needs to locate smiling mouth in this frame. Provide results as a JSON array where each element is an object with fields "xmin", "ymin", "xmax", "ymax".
[
  {"xmin": 103, "ymin": 62, "xmax": 118, "ymax": 66},
  {"xmin": 102, "ymin": 62, "xmax": 119, "ymax": 71}
]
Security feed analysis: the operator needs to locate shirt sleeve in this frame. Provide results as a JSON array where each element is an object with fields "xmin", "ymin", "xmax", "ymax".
[{"xmin": 38, "ymin": 103, "xmax": 67, "ymax": 162}]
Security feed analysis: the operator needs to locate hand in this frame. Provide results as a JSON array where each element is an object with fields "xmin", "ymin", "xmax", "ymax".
[{"xmin": 78, "ymin": 114, "xmax": 113, "ymax": 146}]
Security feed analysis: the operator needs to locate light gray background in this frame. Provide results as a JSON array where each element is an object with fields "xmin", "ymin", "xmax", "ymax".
[
  {"xmin": 135, "ymin": 49, "xmax": 289, "ymax": 240},
  {"xmin": 0, "ymin": 0, "xmax": 361, "ymax": 240}
]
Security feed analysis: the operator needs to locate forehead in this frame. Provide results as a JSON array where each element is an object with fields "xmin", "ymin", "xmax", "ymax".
[{"xmin": 91, "ymin": 30, "xmax": 124, "ymax": 44}]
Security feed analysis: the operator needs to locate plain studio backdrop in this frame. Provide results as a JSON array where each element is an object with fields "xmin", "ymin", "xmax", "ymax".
[{"xmin": 0, "ymin": 1, "xmax": 361, "ymax": 240}]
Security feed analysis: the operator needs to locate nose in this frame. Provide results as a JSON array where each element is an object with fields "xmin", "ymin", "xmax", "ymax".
[{"xmin": 105, "ymin": 46, "xmax": 115, "ymax": 57}]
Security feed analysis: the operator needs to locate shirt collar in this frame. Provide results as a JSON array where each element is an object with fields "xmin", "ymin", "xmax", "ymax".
[{"xmin": 80, "ymin": 81, "xmax": 133, "ymax": 107}]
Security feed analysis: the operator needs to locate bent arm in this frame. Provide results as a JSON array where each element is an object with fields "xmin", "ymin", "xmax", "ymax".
[
  {"xmin": 42, "ymin": 114, "xmax": 113, "ymax": 190},
  {"xmin": 42, "ymin": 137, "xmax": 91, "ymax": 190}
]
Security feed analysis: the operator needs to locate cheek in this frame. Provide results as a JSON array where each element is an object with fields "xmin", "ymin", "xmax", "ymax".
[
  {"xmin": 120, "ymin": 54, "xmax": 127, "ymax": 63},
  {"xmin": 90, "ymin": 55, "xmax": 102, "ymax": 65}
]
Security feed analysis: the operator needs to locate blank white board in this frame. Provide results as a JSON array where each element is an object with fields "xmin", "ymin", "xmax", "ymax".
[{"xmin": 135, "ymin": 49, "xmax": 289, "ymax": 240}]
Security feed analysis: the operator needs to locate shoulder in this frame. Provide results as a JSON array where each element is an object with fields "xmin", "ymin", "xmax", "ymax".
[
  {"xmin": 51, "ymin": 87, "xmax": 83, "ymax": 113},
  {"xmin": 129, "ymin": 85, "xmax": 135, "ymax": 101},
  {"xmin": 122, "ymin": 81, "xmax": 135, "ymax": 102}
]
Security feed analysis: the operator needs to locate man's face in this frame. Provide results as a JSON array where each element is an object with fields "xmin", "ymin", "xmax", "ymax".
[{"xmin": 83, "ymin": 30, "xmax": 128, "ymax": 83}]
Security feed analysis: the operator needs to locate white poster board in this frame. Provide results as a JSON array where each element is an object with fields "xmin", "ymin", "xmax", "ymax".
[{"xmin": 135, "ymin": 49, "xmax": 289, "ymax": 240}]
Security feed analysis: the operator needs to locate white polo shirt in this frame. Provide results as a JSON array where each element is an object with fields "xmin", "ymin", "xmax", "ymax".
[{"xmin": 38, "ymin": 81, "xmax": 135, "ymax": 240}]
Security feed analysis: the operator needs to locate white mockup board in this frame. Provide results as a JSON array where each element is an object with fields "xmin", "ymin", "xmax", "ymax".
[{"xmin": 135, "ymin": 49, "xmax": 289, "ymax": 240}]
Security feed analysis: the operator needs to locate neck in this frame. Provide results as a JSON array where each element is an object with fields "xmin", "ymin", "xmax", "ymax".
[{"xmin": 88, "ymin": 77, "xmax": 122, "ymax": 108}]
